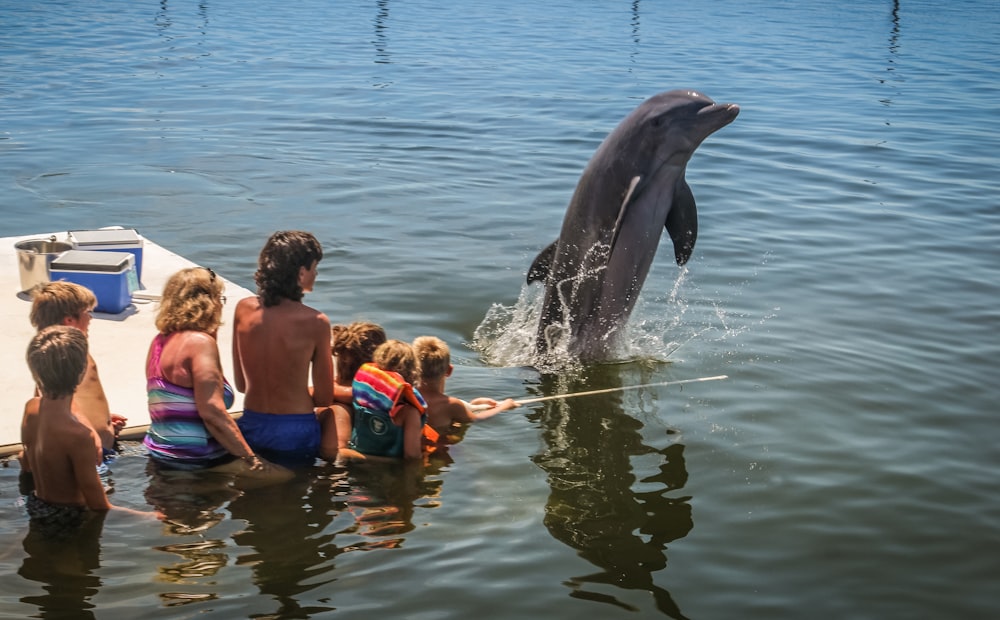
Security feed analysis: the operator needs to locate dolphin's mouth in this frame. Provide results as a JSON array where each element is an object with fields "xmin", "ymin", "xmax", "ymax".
[{"xmin": 697, "ymin": 102, "xmax": 740, "ymax": 124}]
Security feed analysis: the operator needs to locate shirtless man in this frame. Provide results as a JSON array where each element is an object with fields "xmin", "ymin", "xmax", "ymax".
[
  {"xmin": 22, "ymin": 282, "xmax": 125, "ymax": 466},
  {"xmin": 232, "ymin": 231, "xmax": 335, "ymax": 466}
]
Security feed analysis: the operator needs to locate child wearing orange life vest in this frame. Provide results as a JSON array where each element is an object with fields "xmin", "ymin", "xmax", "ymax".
[{"xmin": 340, "ymin": 340, "xmax": 435, "ymax": 462}]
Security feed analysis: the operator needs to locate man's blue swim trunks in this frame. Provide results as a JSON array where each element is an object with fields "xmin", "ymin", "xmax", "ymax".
[{"xmin": 237, "ymin": 409, "xmax": 320, "ymax": 467}]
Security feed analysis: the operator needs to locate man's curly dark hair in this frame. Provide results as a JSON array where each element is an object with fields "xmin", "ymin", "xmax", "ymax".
[{"xmin": 255, "ymin": 230, "xmax": 323, "ymax": 307}]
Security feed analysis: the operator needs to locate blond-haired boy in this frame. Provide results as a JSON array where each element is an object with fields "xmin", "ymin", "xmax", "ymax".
[
  {"xmin": 412, "ymin": 336, "xmax": 518, "ymax": 433},
  {"xmin": 27, "ymin": 281, "xmax": 124, "ymax": 456},
  {"xmin": 23, "ymin": 326, "xmax": 154, "ymax": 533}
]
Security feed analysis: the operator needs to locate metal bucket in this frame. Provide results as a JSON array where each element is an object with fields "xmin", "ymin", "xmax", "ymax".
[{"xmin": 14, "ymin": 237, "xmax": 73, "ymax": 293}]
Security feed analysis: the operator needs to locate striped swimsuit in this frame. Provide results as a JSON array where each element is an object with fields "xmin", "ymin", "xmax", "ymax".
[{"xmin": 144, "ymin": 332, "xmax": 235, "ymax": 469}]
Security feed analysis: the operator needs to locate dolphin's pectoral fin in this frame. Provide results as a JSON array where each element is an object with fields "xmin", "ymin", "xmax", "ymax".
[
  {"xmin": 665, "ymin": 180, "xmax": 698, "ymax": 265},
  {"xmin": 527, "ymin": 240, "xmax": 558, "ymax": 284},
  {"xmin": 609, "ymin": 175, "xmax": 643, "ymax": 251}
]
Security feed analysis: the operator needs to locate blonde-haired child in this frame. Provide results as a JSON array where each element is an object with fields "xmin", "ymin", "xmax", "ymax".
[
  {"xmin": 25, "ymin": 281, "xmax": 124, "ymax": 461},
  {"xmin": 412, "ymin": 335, "xmax": 518, "ymax": 433},
  {"xmin": 23, "ymin": 326, "xmax": 156, "ymax": 534},
  {"xmin": 342, "ymin": 340, "xmax": 428, "ymax": 461}
]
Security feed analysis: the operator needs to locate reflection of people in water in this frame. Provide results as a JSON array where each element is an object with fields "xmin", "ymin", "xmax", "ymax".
[
  {"xmin": 344, "ymin": 458, "xmax": 444, "ymax": 547},
  {"xmin": 222, "ymin": 457, "xmax": 446, "ymax": 615},
  {"xmin": 144, "ymin": 462, "xmax": 243, "ymax": 535},
  {"xmin": 19, "ymin": 509, "xmax": 107, "ymax": 620},
  {"xmin": 144, "ymin": 461, "xmax": 243, "ymax": 590},
  {"xmin": 530, "ymin": 369, "xmax": 693, "ymax": 619},
  {"xmin": 226, "ymin": 469, "xmax": 344, "ymax": 617}
]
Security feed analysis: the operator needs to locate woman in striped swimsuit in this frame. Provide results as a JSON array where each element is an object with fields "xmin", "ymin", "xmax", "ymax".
[{"xmin": 144, "ymin": 267, "xmax": 288, "ymax": 480}]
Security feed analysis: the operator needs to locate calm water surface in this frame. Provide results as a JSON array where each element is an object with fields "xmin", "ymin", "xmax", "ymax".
[{"xmin": 1, "ymin": 0, "xmax": 998, "ymax": 618}]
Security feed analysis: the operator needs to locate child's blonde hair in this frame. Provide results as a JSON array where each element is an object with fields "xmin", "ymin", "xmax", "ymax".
[
  {"xmin": 412, "ymin": 336, "xmax": 450, "ymax": 381},
  {"xmin": 332, "ymin": 321, "xmax": 386, "ymax": 381},
  {"xmin": 27, "ymin": 325, "xmax": 89, "ymax": 400},
  {"xmin": 29, "ymin": 281, "xmax": 97, "ymax": 330},
  {"xmin": 373, "ymin": 339, "xmax": 419, "ymax": 385}
]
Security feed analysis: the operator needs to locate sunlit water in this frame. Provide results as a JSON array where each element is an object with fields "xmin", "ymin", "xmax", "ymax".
[{"xmin": 1, "ymin": 0, "xmax": 998, "ymax": 618}]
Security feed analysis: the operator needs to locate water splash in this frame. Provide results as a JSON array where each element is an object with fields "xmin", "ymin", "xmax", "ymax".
[
  {"xmin": 471, "ymin": 258, "xmax": 775, "ymax": 374},
  {"xmin": 471, "ymin": 267, "xmax": 693, "ymax": 373},
  {"xmin": 471, "ymin": 283, "xmax": 560, "ymax": 369}
]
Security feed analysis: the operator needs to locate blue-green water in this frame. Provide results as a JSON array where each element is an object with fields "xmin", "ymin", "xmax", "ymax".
[{"xmin": 1, "ymin": 0, "xmax": 998, "ymax": 618}]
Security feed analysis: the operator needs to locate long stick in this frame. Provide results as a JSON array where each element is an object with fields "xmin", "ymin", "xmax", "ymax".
[{"xmin": 470, "ymin": 374, "xmax": 728, "ymax": 410}]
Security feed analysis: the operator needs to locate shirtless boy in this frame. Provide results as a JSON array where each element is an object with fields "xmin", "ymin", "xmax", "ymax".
[
  {"xmin": 232, "ymin": 231, "xmax": 334, "ymax": 466},
  {"xmin": 412, "ymin": 335, "xmax": 519, "ymax": 433},
  {"xmin": 22, "ymin": 326, "xmax": 153, "ymax": 533},
  {"xmin": 24, "ymin": 282, "xmax": 124, "ymax": 461}
]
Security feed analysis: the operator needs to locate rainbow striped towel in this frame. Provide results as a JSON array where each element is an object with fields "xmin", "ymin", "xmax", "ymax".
[{"xmin": 352, "ymin": 363, "xmax": 427, "ymax": 421}]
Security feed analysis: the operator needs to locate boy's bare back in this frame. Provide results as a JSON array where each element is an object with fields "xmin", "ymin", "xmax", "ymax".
[
  {"xmin": 412, "ymin": 335, "xmax": 519, "ymax": 431},
  {"xmin": 422, "ymin": 388, "xmax": 477, "ymax": 430},
  {"xmin": 233, "ymin": 296, "xmax": 334, "ymax": 413},
  {"xmin": 27, "ymin": 398, "xmax": 108, "ymax": 510},
  {"xmin": 74, "ymin": 355, "xmax": 115, "ymax": 448}
]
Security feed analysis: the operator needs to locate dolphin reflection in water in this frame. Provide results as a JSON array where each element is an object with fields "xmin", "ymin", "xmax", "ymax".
[{"xmin": 529, "ymin": 368, "xmax": 694, "ymax": 618}]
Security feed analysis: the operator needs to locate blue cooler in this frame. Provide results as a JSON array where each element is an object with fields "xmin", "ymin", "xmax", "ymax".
[
  {"xmin": 49, "ymin": 250, "xmax": 139, "ymax": 314},
  {"xmin": 68, "ymin": 229, "xmax": 144, "ymax": 282}
]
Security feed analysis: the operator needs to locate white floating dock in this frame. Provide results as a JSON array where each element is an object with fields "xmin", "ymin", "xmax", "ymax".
[{"xmin": 1, "ymin": 231, "xmax": 252, "ymax": 457}]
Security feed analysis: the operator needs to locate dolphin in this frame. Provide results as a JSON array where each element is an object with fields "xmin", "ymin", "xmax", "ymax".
[{"xmin": 527, "ymin": 89, "xmax": 739, "ymax": 361}]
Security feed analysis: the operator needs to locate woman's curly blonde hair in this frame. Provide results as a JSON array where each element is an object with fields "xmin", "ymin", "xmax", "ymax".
[{"xmin": 156, "ymin": 267, "xmax": 225, "ymax": 334}]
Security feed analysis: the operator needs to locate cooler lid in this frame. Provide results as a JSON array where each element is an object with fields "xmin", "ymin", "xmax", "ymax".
[
  {"xmin": 68, "ymin": 228, "xmax": 141, "ymax": 246},
  {"xmin": 51, "ymin": 250, "xmax": 134, "ymax": 272}
]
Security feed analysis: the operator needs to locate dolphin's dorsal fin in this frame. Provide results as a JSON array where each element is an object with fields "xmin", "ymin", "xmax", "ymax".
[
  {"xmin": 610, "ymin": 175, "xmax": 643, "ymax": 251},
  {"xmin": 665, "ymin": 179, "xmax": 698, "ymax": 265},
  {"xmin": 527, "ymin": 240, "xmax": 558, "ymax": 284}
]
